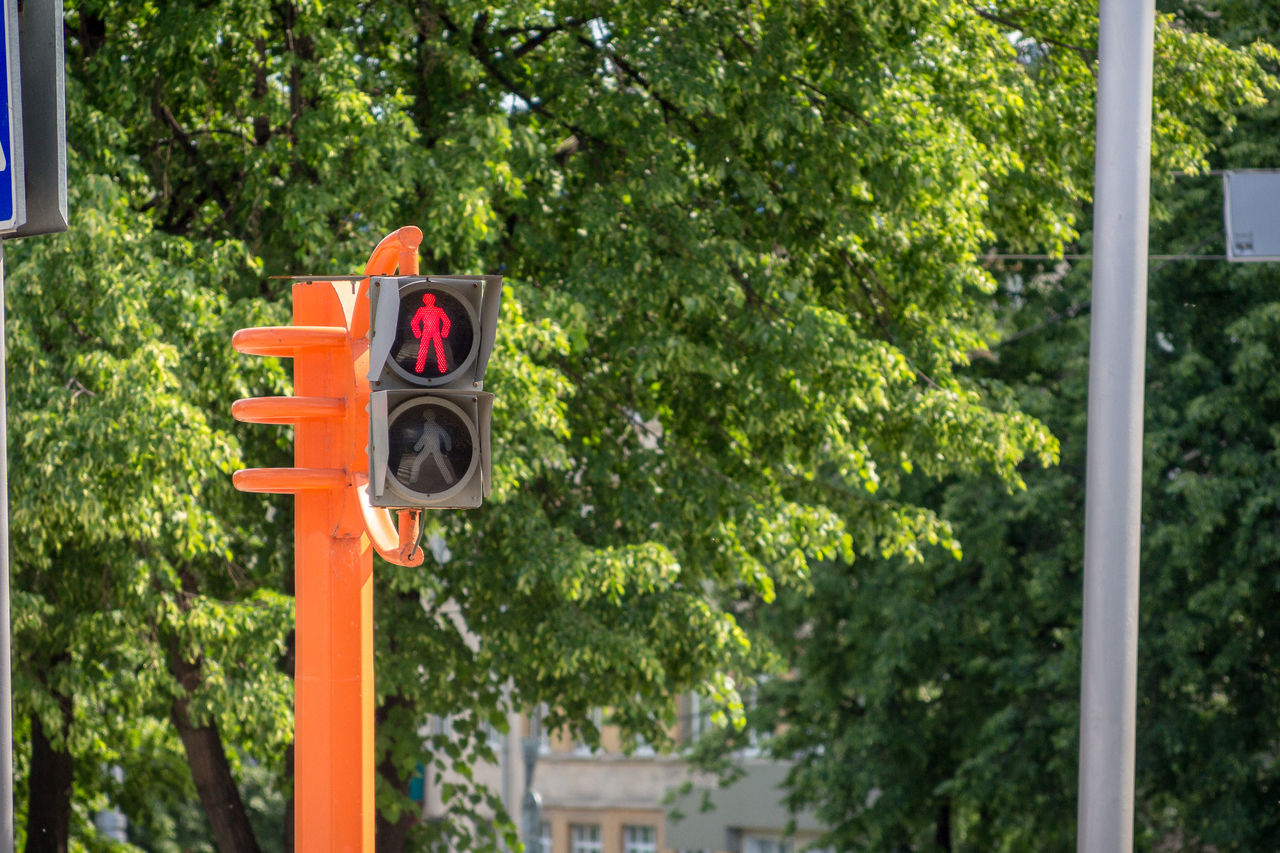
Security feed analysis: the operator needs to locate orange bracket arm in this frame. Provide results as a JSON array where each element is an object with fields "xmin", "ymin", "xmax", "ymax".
[
  {"xmin": 233, "ymin": 468, "xmax": 348, "ymax": 494},
  {"xmin": 232, "ymin": 396, "xmax": 346, "ymax": 424},
  {"xmin": 232, "ymin": 326, "xmax": 348, "ymax": 357},
  {"xmin": 354, "ymin": 476, "xmax": 424, "ymax": 566},
  {"xmin": 365, "ymin": 226, "xmax": 422, "ymax": 278}
]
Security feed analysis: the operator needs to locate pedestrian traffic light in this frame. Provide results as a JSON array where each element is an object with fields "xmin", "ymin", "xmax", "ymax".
[{"xmin": 367, "ymin": 275, "xmax": 501, "ymax": 508}]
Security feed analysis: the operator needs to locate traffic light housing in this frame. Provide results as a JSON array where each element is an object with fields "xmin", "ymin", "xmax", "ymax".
[{"xmin": 367, "ymin": 275, "xmax": 501, "ymax": 508}]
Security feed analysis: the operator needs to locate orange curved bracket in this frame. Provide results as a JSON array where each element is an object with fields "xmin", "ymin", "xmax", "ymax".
[
  {"xmin": 354, "ymin": 476, "xmax": 424, "ymax": 566},
  {"xmin": 346, "ymin": 226, "xmax": 427, "ymax": 566},
  {"xmin": 350, "ymin": 226, "xmax": 423, "ymax": 339},
  {"xmin": 366, "ymin": 226, "xmax": 422, "ymax": 278},
  {"xmin": 397, "ymin": 511, "xmax": 423, "ymax": 558}
]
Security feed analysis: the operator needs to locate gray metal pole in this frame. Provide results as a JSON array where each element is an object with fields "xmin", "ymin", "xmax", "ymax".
[
  {"xmin": 0, "ymin": 241, "xmax": 12, "ymax": 853},
  {"xmin": 1078, "ymin": 0, "xmax": 1156, "ymax": 849},
  {"xmin": 521, "ymin": 709, "xmax": 542, "ymax": 852}
]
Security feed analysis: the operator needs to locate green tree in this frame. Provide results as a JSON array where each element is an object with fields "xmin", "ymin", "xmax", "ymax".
[
  {"xmin": 9, "ymin": 170, "xmax": 293, "ymax": 851},
  {"xmin": 11, "ymin": 1, "xmax": 1272, "ymax": 850},
  {"xmin": 741, "ymin": 4, "xmax": 1280, "ymax": 850},
  {"xmin": 1129, "ymin": 4, "xmax": 1280, "ymax": 842}
]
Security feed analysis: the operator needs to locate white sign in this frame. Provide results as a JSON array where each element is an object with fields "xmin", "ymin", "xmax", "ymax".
[{"xmin": 1224, "ymin": 170, "xmax": 1280, "ymax": 262}]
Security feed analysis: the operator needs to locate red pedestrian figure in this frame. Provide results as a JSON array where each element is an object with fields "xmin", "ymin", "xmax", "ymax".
[{"xmin": 411, "ymin": 293, "xmax": 451, "ymax": 374}]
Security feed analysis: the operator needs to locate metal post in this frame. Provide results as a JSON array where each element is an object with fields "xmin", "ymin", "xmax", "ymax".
[
  {"xmin": 0, "ymin": 242, "xmax": 13, "ymax": 853},
  {"xmin": 521, "ymin": 709, "xmax": 543, "ymax": 852},
  {"xmin": 1078, "ymin": 0, "xmax": 1156, "ymax": 849},
  {"xmin": 291, "ymin": 280, "xmax": 376, "ymax": 852}
]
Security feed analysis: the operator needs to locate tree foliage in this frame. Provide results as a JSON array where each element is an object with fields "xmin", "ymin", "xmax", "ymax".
[
  {"xmin": 739, "ymin": 3, "xmax": 1280, "ymax": 850},
  {"xmin": 8, "ymin": 0, "xmax": 1275, "ymax": 850}
]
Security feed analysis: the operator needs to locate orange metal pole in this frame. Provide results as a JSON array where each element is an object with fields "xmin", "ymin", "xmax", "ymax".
[{"xmin": 291, "ymin": 279, "xmax": 374, "ymax": 852}]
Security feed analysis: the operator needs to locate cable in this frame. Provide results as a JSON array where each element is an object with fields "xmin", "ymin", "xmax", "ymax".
[{"xmin": 983, "ymin": 253, "xmax": 1232, "ymax": 262}]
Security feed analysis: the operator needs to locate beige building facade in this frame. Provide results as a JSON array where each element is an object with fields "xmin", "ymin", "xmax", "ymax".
[{"xmin": 422, "ymin": 697, "xmax": 828, "ymax": 853}]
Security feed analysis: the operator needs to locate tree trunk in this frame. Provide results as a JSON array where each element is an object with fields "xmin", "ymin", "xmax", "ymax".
[
  {"xmin": 281, "ymin": 627, "xmax": 295, "ymax": 853},
  {"xmin": 282, "ymin": 741, "xmax": 295, "ymax": 853},
  {"xmin": 375, "ymin": 693, "xmax": 418, "ymax": 853},
  {"xmin": 376, "ymin": 594, "xmax": 424, "ymax": 853},
  {"xmin": 375, "ymin": 792, "xmax": 416, "ymax": 853},
  {"xmin": 169, "ymin": 647, "xmax": 263, "ymax": 853},
  {"xmin": 935, "ymin": 799, "xmax": 952, "ymax": 852},
  {"xmin": 25, "ymin": 691, "xmax": 73, "ymax": 853}
]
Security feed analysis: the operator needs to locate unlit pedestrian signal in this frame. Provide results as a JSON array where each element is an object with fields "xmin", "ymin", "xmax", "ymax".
[{"xmin": 368, "ymin": 275, "xmax": 501, "ymax": 508}]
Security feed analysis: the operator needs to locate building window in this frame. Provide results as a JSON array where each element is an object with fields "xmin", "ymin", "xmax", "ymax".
[
  {"xmin": 483, "ymin": 719, "xmax": 504, "ymax": 751},
  {"xmin": 741, "ymin": 683, "xmax": 762, "ymax": 756},
  {"xmin": 744, "ymin": 837, "xmax": 791, "ymax": 853},
  {"xmin": 687, "ymin": 693, "xmax": 710, "ymax": 743},
  {"xmin": 572, "ymin": 708, "xmax": 604, "ymax": 755},
  {"xmin": 623, "ymin": 825, "xmax": 657, "ymax": 853},
  {"xmin": 530, "ymin": 703, "xmax": 551, "ymax": 754},
  {"xmin": 571, "ymin": 824, "xmax": 602, "ymax": 853},
  {"xmin": 538, "ymin": 821, "xmax": 552, "ymax": 853},
  {"xmin": 633, "ymin": 731, "xmax": 656, "ymax": 756}
]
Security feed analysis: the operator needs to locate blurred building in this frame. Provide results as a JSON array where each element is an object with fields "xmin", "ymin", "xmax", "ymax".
[{"xmin": 421, "ymin": 695, "xmax": 828, "ymax": 853}]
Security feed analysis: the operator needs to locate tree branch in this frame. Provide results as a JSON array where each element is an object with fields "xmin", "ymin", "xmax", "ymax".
[
  {"xmin": 794, "ymin": 75, "xmax": 871, "ymax": 128},
  {"xmin": 576, "ymin": 35, "xmax": 695, "ymax": 131},
  {"xmin": 166, "ymin": 571, "xmax": 264, "ymax": 853},
  {"xmin": 970, "ymin": 5, "xmax": 1097, "ymax": 73},
  {"xmin": 431, "ymin": 5, "xmax": 610, "ymax": 152},
  {"xmin": 726, "ymin": 262, "xmax": 790, "ymax": 325},
  {"xmin": 498, "ymin": 19, "xmax": 591, "ymax": 58}
]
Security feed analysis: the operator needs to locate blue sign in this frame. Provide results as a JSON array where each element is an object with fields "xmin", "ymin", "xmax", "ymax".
[{"xmin": 0, "ymin": 0, "xmax": 24, "ymax": 233}]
